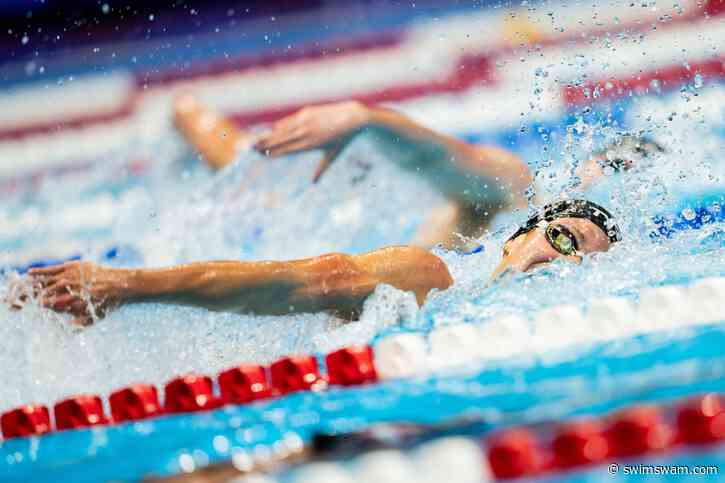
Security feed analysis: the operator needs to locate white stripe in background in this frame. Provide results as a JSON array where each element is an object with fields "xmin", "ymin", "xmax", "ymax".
[
  {"xmin": 0, "ymin": 2, "xmax": 722, "ymax": 177},
  {"xmin": 0, "ymin": 72, "xmax": 134, "ymax": 130},
  {"xmin": 408, "ymin": 0, "xmax": 704, "ymax": 53}
]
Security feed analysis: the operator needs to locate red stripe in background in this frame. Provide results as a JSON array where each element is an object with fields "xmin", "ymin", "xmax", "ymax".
[
  {"xmin": 562, "ymin": 57, "xmax": 725, "ymax": 107},
  {"xmin": 229, "ymin": 54, "xmax": 495, "ymax": 126},
  {"xmin": 0, "ymin": 100, "xmax": 137, "ymax": 142},
  {"xmin": 0, "ymin": 33, "xmax": 403, "ymax": 142},
  {"xmin": 0, "ymin": 0, "xmax": 720, "ymax": 142}
]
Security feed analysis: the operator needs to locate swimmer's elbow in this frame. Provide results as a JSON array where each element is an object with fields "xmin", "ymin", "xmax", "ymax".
[
  {"xmin": 379, "ymin": 246, "xmax": 453, "ymax": 298},
  {"xmin": 418, "ymin": 249, "xmax": 454, "ymax": 292}
]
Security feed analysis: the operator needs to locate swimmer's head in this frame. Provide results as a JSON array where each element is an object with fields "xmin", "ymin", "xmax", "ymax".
[
  {"xmin": 490, "ymin": 199, "xmax": 621, "ymax": 281},
  {"xmin": 576, "ymin": 135, "xmax": 665, "ymax": 190}
]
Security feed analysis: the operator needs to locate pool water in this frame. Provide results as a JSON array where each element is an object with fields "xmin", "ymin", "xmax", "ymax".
[{"xmin": 1, "ymin": 54, "xmax": 725, "ymax": 483}]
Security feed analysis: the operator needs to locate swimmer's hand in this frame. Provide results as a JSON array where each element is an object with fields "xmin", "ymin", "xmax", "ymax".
[
  {"xmin": 28, "ymin": 262, "xmax": 129, "ymax": 326},
  {"xmin": 254, "ymin": 101, "xmax": 370, "ymax": 182}
]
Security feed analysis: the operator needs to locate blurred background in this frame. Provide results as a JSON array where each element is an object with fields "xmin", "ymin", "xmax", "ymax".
[
  {"xmin": 2, "ymin": 0, "xmax": 722, "ymax": 181},
  {"xmin": 1, "ymin": 2, "xmax": 725, "ymax": 481}
]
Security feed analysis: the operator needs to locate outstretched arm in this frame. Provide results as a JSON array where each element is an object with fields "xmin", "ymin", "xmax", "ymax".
[
  {"xmin": 29, "ymin": 246, "xmax": 452, "ymax": 325},
  {"xmin": 254, "ymin": 101, "xmax": 531, "ymax": 201}
]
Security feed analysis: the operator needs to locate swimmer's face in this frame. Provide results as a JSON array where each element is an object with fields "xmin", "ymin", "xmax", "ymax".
[{"xmin": 490, "ymin": 217, "xmax": 612, "ymax": 282}]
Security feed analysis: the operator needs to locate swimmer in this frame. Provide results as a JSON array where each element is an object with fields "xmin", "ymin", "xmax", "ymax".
[
  {"xmin": 27, "ymin": 199, "xmax": 620, "ymax": 326},
  {"xmin": 174, "ymin": 96, "xmax": 532, "ymax": 249},
  {"xmin": 575, "ymin": 134, "xmax": 666, "ymax": 191}
]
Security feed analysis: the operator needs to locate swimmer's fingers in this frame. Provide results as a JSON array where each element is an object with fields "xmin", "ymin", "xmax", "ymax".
[
  {"xmin": 254, "ymin": 128, "xmax": 307, "ymax": 156},
  {"xmin": 40, "ymin": 293, "xmax": 78, "ymax": 312},
  {"xmin": 28, "ymin": 264, "xmax": 67, "ymax": 277},
  {"xmin": 312, "ymin": 144, "xmax": 346, "ymax": 183},
  {"xmin": 44, "ymin": 279, "xmax": 75, "ymax": 297},
  {"xmin": 270, "ymin": 112, "xmax": 305, "ymax": 133},
  {"xmin": 263, "ymin": 139, "xmax": 316, "ymax": 158}
]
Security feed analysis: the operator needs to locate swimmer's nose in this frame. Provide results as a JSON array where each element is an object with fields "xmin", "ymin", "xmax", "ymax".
[{"xmin": 489, "ymin": 230, "xmax": 555, "ymax": 282}]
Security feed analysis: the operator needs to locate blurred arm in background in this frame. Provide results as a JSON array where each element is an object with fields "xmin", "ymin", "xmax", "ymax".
[
  {"xmin": 173, "ymin": 94, "xmax": 258, "ymax": 169},
  {"xmin": 174, "ymin": 97, "xmax": 532, "ymax": 249}
]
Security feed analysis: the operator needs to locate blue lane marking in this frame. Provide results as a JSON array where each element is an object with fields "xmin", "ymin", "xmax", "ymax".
[
  {"xmin": 3, "ymin": 247, "xmax": 119, "ymax": 274},
  {"xmin": 650, "ymin": 192, "xmax": 725, "ymax": 240}
]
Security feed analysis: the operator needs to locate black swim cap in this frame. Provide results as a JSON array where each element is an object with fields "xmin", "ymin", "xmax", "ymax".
[
  {"xmin": 596, "ymin": 134, "xmax": 666, "ymax": 172},
  {"xmin": 507, "ymin": 199, "xmax": 622, "ymax": 244}
]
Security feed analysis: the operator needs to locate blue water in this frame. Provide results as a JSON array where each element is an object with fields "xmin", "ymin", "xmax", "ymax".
[{"xmin": 1, "ymin": 58, "xmax": 725, "ymax": 483}]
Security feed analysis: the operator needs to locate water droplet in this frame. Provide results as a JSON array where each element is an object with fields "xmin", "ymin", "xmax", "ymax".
[
  {"xmin": 101, "ymin": 3, "xmax": 110, "ymax": 14},
  {"xmin": 682, "ymin": 208, "xmax": 696, "ymax": 221},
  {"xmin": 21, "ymin": 35, "xmax": 29, "ymax": 45}
]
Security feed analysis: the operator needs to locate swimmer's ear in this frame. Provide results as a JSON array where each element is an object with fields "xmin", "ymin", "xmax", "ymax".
[{"xmin": 312, "ymin": 143, "xmax": 346, "ymax": 183}]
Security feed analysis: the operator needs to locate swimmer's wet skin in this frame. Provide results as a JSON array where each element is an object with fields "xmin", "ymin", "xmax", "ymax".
[
  {"xmin": 27, "ymin": 199, "xmax": 620, "ymax": 326},
  {"xmin": 174, "ymin": 98, "xmax": 532, "ymax": 249}
]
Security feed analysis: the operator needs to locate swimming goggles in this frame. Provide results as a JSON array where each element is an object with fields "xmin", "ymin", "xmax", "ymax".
[
  {"xmin": 595, "ymin": 135, "xmax": 666, "ymax": 172},
  {"xmin": 507, "ymin": 199, "xmax": 622, "ymax": 246},
  {"xmin": 540, "ymin": 221, "xmax": 579, "ymax": 256}
]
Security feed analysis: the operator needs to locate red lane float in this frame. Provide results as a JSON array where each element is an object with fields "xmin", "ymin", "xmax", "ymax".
[
  {"xmin": 487, "ymin": 428, "xmax": 541, "ymax": 479},
  {"xmin": 676, "ymin": 394, "xmax": 725, "ymax": 444},
  {"xmin": 605, "ymin": 406, "xmax": 672, "ymax": 457},
  {"xmin": 109, "ymin": 384, "xmax": 162, "ymax": 423},
  {"xmin": 270, "ymin": 355, "xmax": 326, "ymax": 395},
  {"xmin": 1, "ymin": 405, "xmax": 51, "ymax": 439},
  {"xmin": 218, "ymin": 364, "xmax": 271, "ymax": 404},
  {"xmin": 483, "ymin": 394, "xmax": 725, "ymax": 480},
  {"xmin": 551, "ymin": 420, "xmax": 608, "ymax": 469},
  {"xmin": 54, "ymin": 395, "xmax": 108, "ymax": 430},
  {"xmin": 164, "ymin": 375, "xmax": 217, "ymax": 413},
  {"xmin": 326, "ymin": 346, "xmax": 377, "ymax": 386}
]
